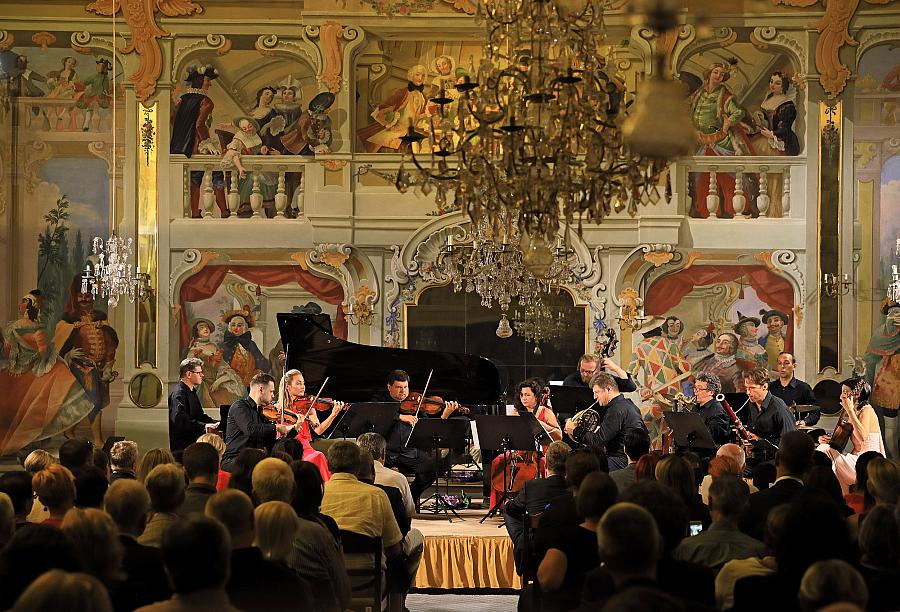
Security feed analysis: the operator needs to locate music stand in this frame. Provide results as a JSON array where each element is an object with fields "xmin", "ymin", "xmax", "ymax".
[
  {"xmin": 664, "ymin": 411, "xmax": 716, "ymax": 452},
  {"xmin": 327, "ymin": 402, "xmax": 397, "ymax": 440},
  {"xmin": 548, "ymin": 386, "xmax": 595, "ymax": 421},
  {"xmin": 407, "ymin": 418, "xmax": 471, "ymax": 521},
  {"xmin": 473, "ymin": 414, "xmax": 551, "ymax": 523}
]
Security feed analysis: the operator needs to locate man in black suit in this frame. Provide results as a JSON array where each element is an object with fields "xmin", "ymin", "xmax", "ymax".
[
  {"xmin": 222, "ymin": 373, "xmax": 295, "ymax": 471},
  {"xmin": 739, "ymin": 430, "xmax": 814, "ymax": 540},
  {"xmin": 504, "ymin": 440, "xmax": 572, "ymax": 571},
  {"xmin": 693, "ymin": 372, "xmax": 732, "ymax": 445},
  {"xmin": 168, "ymin": 358, "xmax": 218, "ymax": 452}
]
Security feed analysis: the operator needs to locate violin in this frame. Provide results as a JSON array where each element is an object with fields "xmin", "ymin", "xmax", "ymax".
[
  {"xmin": 399, "ymin": 391, "xmax": 470, "ymax": 416},
  {"xmin": 259, "ymin": 403, "xmax": 299, "ymax": 426},
  {"xmin": 290, "ymin": 395, "xmax": 345, "ymax": 415}
]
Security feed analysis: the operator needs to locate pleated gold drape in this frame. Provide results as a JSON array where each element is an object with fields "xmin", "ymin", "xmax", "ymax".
[{"xmin": 415, "ymin": 535, "xmax": 522, "ymax": 589}]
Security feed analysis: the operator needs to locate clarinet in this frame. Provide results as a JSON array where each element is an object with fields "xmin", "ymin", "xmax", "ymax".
[{"xmin": 718, "ymin": 393, "xmax": 751, "ymax": 441}]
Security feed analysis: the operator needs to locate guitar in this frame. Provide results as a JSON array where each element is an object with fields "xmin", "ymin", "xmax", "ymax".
[{"xmin": 828, "ymin": 377, "xmax": 868, "ymax": 453}]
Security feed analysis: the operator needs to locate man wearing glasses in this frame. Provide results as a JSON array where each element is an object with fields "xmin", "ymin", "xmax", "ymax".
[
  {"xmin": 692, "ymin": 373, "xmax": 732, "ymax": 445},
  {"xmin": 562, "ymin": 354, "xmax": 637, "ymax": 392},
  {"xmin": 168, "ymin": 357, "xmax": 219, "ymax": 452}
]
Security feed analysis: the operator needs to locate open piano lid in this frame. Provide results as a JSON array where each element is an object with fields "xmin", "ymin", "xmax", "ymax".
[{"xmin": 277, "ymin": 313, "xmax": 503, "ymax": 405}]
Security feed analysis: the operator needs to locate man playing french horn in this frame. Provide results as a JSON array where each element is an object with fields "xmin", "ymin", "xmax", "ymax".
[{"xmin": 564, "ymin": 372, "xmax": 646, "ymax": 471}]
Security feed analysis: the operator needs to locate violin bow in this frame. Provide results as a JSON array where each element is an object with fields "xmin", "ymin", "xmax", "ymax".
[
  {"xmin": 405, "ymin": 369, "xmax": 433, "ymax": 447},
  {"xmin": 280, "ymin": 343, "xmax": 290, "ymax": 425},
  {"xmin": 307, "ymin": 376, "xmax": 330, "ymax": 420}
]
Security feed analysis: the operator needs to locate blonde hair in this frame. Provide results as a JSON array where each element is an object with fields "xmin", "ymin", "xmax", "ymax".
[
  {"xmin": 867, "ymin": 457, "xmax": 900, "ymax": 504},
  {"xmin": 196, "ymin": 433, "xmax": 226, "ymax": 458},
  {"xmin": 104, "ymin": 479, "xmax": 150, "ymax": 531},
  {"xmin": 109, "ymin": 440, "xmax": 138, "ymax": 469},
  {"xmin": 276, "ymin": 369, "xmax": 304, "ymax": 411},
  {"xmin": 252, "ymin": 458, "xmax": 295, "ymax": 503},
  {"xmin": 61, "ymin": 508, "xmax": 123, "ymax": 583},
  {"xmin": 12, "ymin": 570, "xmax": 113, "ymax": 612},
  {"xmin": 24, "ymin": 449, "xmax": 56, "ymax": 475},
  {"xmin": 32, "ymin": 464, "xmax": 76, "ymax": 514},
  {"xmin": 138, "ymin": 448, "xmax": 175, "ymax": 483},
  {"xmin": 254, "ymin": 501, "xmax": 299, "ymax": 563}
]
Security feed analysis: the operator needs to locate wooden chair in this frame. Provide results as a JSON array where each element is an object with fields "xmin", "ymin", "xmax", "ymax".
[
  {"xmin": 520, "ymin": 512, "xmax": 543, "ymax": 612},
  {"xmin": 339, "ymin": 529, "xmax": 389, "ymax": 612}
]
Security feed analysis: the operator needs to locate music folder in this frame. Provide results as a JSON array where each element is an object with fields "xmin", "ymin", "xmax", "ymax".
[
  {"xmin": 664, "ymin": 411, "xmax": 716, "ymax": 451},
  {"xmin": 472, "ymin": 413, "xmax": 551, "ymax": 452}
]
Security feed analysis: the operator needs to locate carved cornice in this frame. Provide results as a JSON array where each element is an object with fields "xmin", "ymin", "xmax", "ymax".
[
  {"xmin": 84, "ymin": 0, "xmax": 204, "ymax": 102},
  {"xmin": 254, "ymin": 34, "xmax": 321, "ymax": 75},
  {"xmin": 856, "ymin": 28, "xmax": 900, "ymax": 66},
  {"xmin": 170, "ymin": 33, "xmax": 232, "ymax": 83},
  {"xmin": 749, "ymin": 26, "xmax": 808, "ymax": 73},
  {"xmin": 306, "ymin": 243, "xmax": 380, "ymax": 326},
  {"xmin": 168, "ymin": 248, "xmax": 223, "ymax": 325}
]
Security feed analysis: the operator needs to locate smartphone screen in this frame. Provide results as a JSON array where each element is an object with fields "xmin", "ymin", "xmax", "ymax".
[{"xmin": 689, "ymin": 521, "xmax": 703, "ymax": 537}]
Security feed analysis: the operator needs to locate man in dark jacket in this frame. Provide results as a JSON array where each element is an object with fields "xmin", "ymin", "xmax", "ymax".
[
  {"xmin": 168, "ymin": 358, "xmax": 217, "ymax": 453},
  {"xmin": 693, "ymin": 372, "xmax": 732, "ymax": 445}
]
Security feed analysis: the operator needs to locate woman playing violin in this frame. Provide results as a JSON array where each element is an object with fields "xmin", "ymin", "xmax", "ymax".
[{"xmin": 279, "ymin": 369, "xmax": 348, "ymax": 442}]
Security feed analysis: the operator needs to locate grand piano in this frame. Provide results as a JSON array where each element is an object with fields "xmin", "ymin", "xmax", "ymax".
[{"xmin": 276, "ymin": 312, "xmax": 504, "ymax": 410}]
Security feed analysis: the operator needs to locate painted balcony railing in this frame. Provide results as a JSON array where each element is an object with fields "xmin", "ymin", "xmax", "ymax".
[
  {"xmin": 175, "ymin": 156, "xmax": 311, "ymax": 220},
  {"xmin": 671, "ymin": 156, "xmax": 808, "ymax": 220}
]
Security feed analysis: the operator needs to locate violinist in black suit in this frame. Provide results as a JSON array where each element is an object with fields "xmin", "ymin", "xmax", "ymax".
[{"xmin": 168, "ymin": 358, "xmax": 218, "ymax": 452}]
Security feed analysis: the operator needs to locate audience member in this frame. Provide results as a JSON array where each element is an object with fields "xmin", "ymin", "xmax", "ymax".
[
  {"xmin": 673, "ymin": 476, "xmax": 764, "ymax": 572},
  {"xmin": 59, "ymin": 439, "xmax": 94, "ymax": 472},
  {"xmin": 61, "ymin": 508, "xmax": 124, "ymax": 594},
  {"xmin": 251, "ymin": 457, "xmax": 350, "ymax": 611},
  {"xmin": 804, "ymin": 465, "xmax": 853, "ymax": 516},
  {"xmin": 740, "ymin": 430, "xmax": 814, "ymax": 539},
  {"xmin": 104, "ymin": 479, "xmax": 171, "ymax": 609},
  {"xmin": 206, "ymin": 490, "xmax": 313, "ymax": 610},
  {"xmin": 537, "ymin": 471, "xmax": 616, "ymax": 611},
  {"xmin": 751, "ymin": 462, "xmax": 777, "ymax": 491},
  {"xmin": 798, "ymin": 560, "xmax": 868, "ymax": 612},
  {"xmin": 856, "ymin": 503, "xmax": 900, "ymax": 612},
  {"xmin": 0, "ymin": 493, "xmax": 14, "ymax": 548},
  {"xmin": 136, "ymin": 515, "xmax": 239, "ymax": 611},
  {"xmin": 137, "ymin": 448, "xmax": 175, "ymax": 483},
  {"xmin": 252, "ymin": 499, "xmax": 299, "ymax": 563},
  {"xmin": 196, "ymin": 432, "xmax": 230, "ymax": 490},
  {"xmin": 23, "ymin": 449, "xmax": 55, "ymax": 474},
  {"xmin": 179, "ymin": 442, "xmax": 220, "ymax": 516},
  {"xmin": 357, "ymin": 432, "xmax": 415, "ymax": 516},
  {"xmin": 138, "ymin": 463, "xmax": 185, "ymax": 547},
  {"xmin": 634, "ymin": 451, "xmax": 662, "ymax": 482},
  {"xmin": 74, "ymin": 465, "xmax": 108, "ymax": 508},
  {"xmin": 0, "ymin": 524, "xmax": 80, "ymax": 609},
  {"xmin": 0, "ymin": 471, "xmax": 34, "ymax": 529},
  {"xmin": 32, "ymin": 464, "xmax": 76, "ymax": 527},
  {"xmin": 290, "ymin": 460, "xmax": 341, "ymax": 543},
  {"xmin": 109, "ymin": 441, "xmax": 138, "ymax": 482},
  {"xmin": 226, "ymin": 447, "xmax": 267, "ymax": 501},
  {"xmin": 596, "ymin": 586, "xmax": 686, "ymax": 612},
  {"xmin": 273, "ymin": 436, "xmax": 331, "ymax": 482},
  {"xmin": 12, "ymin": 570, "xmax": 112, "ymax": 612},
  {"xmin": 843, "ymin": 450, "xmax": 881, "ymax": 514},
  {"xmin": 92, "ymin": 447, "xmax": 110, "ymax": 480},
  {"xmin": 610, "ymin": 429, "xmax": 650, "ymax": 493},
  {"xmin": 656, "ymin": 454, "xmax": 711, "ymax": 528},
  {"xmin": 699, "ymin": 443, "xmax": 757, "ymax": 504},
  {"xmin": 534, "ymin": 449, "xmax": 601, "ymax": 535}
]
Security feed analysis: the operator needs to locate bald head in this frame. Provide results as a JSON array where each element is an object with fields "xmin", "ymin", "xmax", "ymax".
[{"xmin": 717, "ymin": 443, "xmax": 746, "ymax": 471}]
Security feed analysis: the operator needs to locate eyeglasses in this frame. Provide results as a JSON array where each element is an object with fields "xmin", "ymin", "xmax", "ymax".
[
  {"xmin": 694, "ymin": 385, "xmax": 709, "ymax": 392},
  {"xmin": 191, "ymin": 370, "xmax": 204, "ymax": 375}
]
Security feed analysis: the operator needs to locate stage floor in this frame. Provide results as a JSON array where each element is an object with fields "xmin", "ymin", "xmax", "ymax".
[{"xmin": 412, "ymin": 509, "xmax": 521, "ymax": 591}]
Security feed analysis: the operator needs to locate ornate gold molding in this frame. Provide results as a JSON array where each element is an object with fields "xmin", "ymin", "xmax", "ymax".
[
  {"xmin": 85, "ymin": 0, "xmax": 204, "ymax": 102},
  {"xmin": 24, "ymin": 141, "xmax": 54, "ymax": 195}
]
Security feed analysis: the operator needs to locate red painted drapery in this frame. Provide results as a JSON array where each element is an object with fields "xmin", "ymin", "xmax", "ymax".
[{"xmin": 178, "ymin": 265, "xmax": 347, "ymax": 350}]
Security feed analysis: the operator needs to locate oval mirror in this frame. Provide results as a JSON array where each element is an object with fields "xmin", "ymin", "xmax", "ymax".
[{"xmin": 129, "ymin": 372, "xmax": 163, "ymax": 408}]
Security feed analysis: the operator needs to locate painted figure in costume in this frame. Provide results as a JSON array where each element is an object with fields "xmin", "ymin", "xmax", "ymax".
[
  {"xmin": 734, "ymin": 313, "xmax": 768, "ymax": 373},
  {"xmin": 45, "ymin": 56, "xmax": 82, "ymax": 131},
  {"xmin": 221, "ymin": 116, "xmax": 280, "ymax": 213},
  {"xmin": 690, "ymin": 59, "xmax": 756, "ymax": 218},
  {"xmin": 171, "ymin": 65, "xmax": 228, "ymax": 217},
  {"xmin": 752, "ymin": 71, "xmax": 801, "ymax": 216},
  {"xmin": 218, "ymin": 307, "xmax": 271, "ymax": 387},
  {"xmin": 629, "ymin": 316, "xmax": 693, "ymax": 400},
  {"xmin": 758, "ymin": 309, "xmax": 790, "ymax": 371},
  {"xmin": 185, "ymin": 319, "xmax": 245, "ymax": 410},
  {"xmin": 689, "ymin": 331, "xmax": 744, "ymax": 394},
  {"xmin": 358, "ymin": 64, "xmax": 431, "ymax": 153},
  {"xmin": 863, "ymin": 300, "xmax": 900, "ymax": 458},
  {"xmin": 0, "ymin": 291, "xmax": 94, "ymax": 455},
  {"xmin": 52, "ymin": 277, "xmax": 119, "ymax": 446},
  {"xmin": 280, "ymin": 91, "xmax": 337, "ymax": 156},
  {"xmin": 249, "ymin": 86, "xmax": 289, "ymax": 154},
  {"xmin": 75, "ymin": 57, "xmax": 112, "ymax": 132}
]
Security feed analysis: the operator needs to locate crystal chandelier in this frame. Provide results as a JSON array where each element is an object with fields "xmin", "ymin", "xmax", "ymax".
[
  {"xmin": 396, "ymin": 0, "xmax": 692, "ymax": 243},
  {"xmin": 81, "ymin": 236, "xmax": 150, "ymax": 307},
  {"xmin": 513, "ymin": 296, "xmax": 567, "ymax": 354},
  {"xmin": 889, "ymin": 239, "xmax": 900, "ymax": 302}
]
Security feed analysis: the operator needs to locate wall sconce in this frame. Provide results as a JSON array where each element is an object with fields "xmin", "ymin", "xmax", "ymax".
[
  {"xmin": 821, "ymin": 273, "xmax": 852, "ymax": 298},
  {"xmin": 347, "ymin": 284, "xmax": 376, "ymax": 326},
  {"xmin": 615, "ymin": 287, "xmax": 649, "ymax": 331}
]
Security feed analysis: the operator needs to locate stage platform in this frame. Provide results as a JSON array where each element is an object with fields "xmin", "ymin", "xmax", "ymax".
[{"xmin": 412, "ymin": 509, "xmax": 521, "ymax": 591}]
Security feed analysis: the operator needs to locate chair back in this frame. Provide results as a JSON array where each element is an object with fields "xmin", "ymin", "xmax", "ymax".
[
  {"xmin": 520, "ymin": 512, "xmax": 543, "ymax": 611},
  {"xmin": 339, "ymin": 529, "xmax": 387, "ymax": 612}
]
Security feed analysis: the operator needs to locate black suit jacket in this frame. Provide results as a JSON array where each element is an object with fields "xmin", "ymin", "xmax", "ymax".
[
  {"xmin": 168, "ymin": 381, "xmax": 214, "ymax": 452},
  {"xmin": 696, "ymin": 399, "xmax": 731, "ymax": 445},
  {"xmin": 376, "ymin": 483, "xmax": 411, "ymax": 535},
  {"xmin": 504, "ymin": 473, "xmax": 570, "ymax": 519},
  {"xmin": 227, "ymin": 546, "xmax": 314, "ymax": 611},
  {"xmin": 111, "ymin": 534, "xmax": 171, "ymax": 611},
  {"xmin": 739, "ymin": 477, "xmax": 804, "ymax": 540},
  {"xmin": 222, "ymin": 397, "xmax": 277, "ymax": 471}
]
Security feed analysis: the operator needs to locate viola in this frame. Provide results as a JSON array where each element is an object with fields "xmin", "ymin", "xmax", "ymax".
[
  {"xmin": 259, "ymin": 403, "xmax": 299, "ymax": 426},
  {"xmin": 490, "ymin": 451, "xmax": 539, "ymax": 495},
  {"xmin": 399, "ymin": 391, "xmax": 470, "ymax": 416}
]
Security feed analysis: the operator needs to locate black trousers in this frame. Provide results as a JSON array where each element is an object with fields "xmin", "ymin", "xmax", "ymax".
[{"xmin": 386, "ymin": 449, "xmax": 437, "ymax": 505}]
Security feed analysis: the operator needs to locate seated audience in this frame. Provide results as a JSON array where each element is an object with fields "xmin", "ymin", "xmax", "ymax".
[
  {"xmin": 251, "ymin": 457, "xmax": 350, "ymax": 611},
  {"xmin": 273, "ymin": 436, "xmax": 331, "ymax": 482},
  {"xmin": 74, "ymin": 465, "xmax": 108, "ymax": 509},
  {"xmin": 673, "ymin": 476, "xmax": 765, "ymax": 572},
  {"xmin": 59, "ymin": 439, "xmax": 93, "ymax": 473},
  {"xmin": 803, "ymin": 466, "xmax": 853, "ymax": 516},
  {"xmin": 253, "ymin": 499, "xmax": 300, "ymax": 563},
  {"xmin": 109, "ymin": 441, "xmax": 139, "ymax": 483},
  {"xmin": 843, "ymin": 450, "xmax": 881, "ymax": 514},
  {"xmin": 0, "ymin": 493, "xmax": 14, "ymax": 549},
  {"xmin": 290, "ymin": 460, "xmax": 341, "ymax": 543},
  {"xmin": 104, "ymin": 479, "xmax": 171, "ymax": 609},
  {"xmin": 0, "ymin": 524, "xmax": 80, "ymax": 609},
  {"xmin": 856, "ymin": 503, "xmax": 900, "ymax": 612},
  {"xmin": 609, "ymin": 429, "xmax": 650, "ymax": 493},
  {"xmin": 32, "ymin": 464, "xmax": 76, "ymax": 527},
  {"xmin": 751, "ymin": 462, "xmax": 777, "ymax": 491},
  {"xmin": 60, "ymin": 508, "xmax": 124, "ymax": 601},
  {"xmin": 798, "ymin": 560, "xmax": 868, "ymax": 612},
  {"xmin": 357, "ymin": 432, "xmax": 415, "ymax": 516},
  {"xmin": 699, "ymin": 443, "xmax": 757, "ymax": 504},
  {"xmin": 740, "ymin": 431, "xmax": 814, "ymax": 540},
  {"xmin": 12, "ymin": 570, "xmax": 112, "ymax": 612},
  {"xmin": 634, "ymin": 451, "xmax": 662, "ymax": 482},
  {"xmin": 536, "ymin": 471, "xmax": 617, "ymax": 611},
  {"xmin": 206, "ymin": 490, "xmax": 313, "ymax": 610},
  {"xmin": 93, "ymin": 447, "xmax": 110, "ymax": 479},
  {"xmin": 0, "ymin": 471, "xmax": 34, "ymax": 530},
  {"xmin": 179, "ymin": 442, "xmax": 220, "ymax": 516},
  {"xmin": 226, "ymin": 447, "xmax": 267, "ymax": 501},
  {"xmin": 138, "ymin": 463, "xmax": 185, "ymax": 547},
  {"xmin": 135, "ymin": 515, "xmax": 239, "ymax": 611},
  {"xmin": 656, "ymin": 454, "xmax": 711, "ymax": 528},
  {"xmin": 137, "ymin": 448, "xmax": 175, "ymax": 483},
  {"xmin": 534, "ymin": 449, "xmax": 602, "ymax": 536},
  {"xmin": 196, "ymin": 432, "xmax": 230, "ymax": 490},
  {"xmin": 23, "ymin": 449, "xmax": 55, "ymax": 474}
]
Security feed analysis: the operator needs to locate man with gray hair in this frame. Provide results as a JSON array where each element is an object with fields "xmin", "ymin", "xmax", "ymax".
[
  {"xmin": 110, "ymin": 440, "xmax": 139, "ymax": 483},
  {"xmin": 357, "ymin": 432, "xmax": 415, "ymax": 516},
  {"xmin": 168, "ymin": 357, "xmax": 218, "ymax": 452},
  {"xmin": 693, "ymin": 372, "xmax": 732, "ymax": 445}
]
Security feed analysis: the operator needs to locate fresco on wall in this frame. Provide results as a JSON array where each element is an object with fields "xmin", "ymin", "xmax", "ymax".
[
  {"xmin": 0, "ymin": 39, "xmax": 120, "ymax": 452},
  {"xmin": 627, "ymin": 265, "xmax": 795, "ymax": 400},
  {"xmin": 680, "ymin": 41, "xmax": 804, "ymax": 219}
]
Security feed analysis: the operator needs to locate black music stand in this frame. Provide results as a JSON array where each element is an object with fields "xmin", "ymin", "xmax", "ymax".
[
  {"xmin": 407, "ymin": 417, "xmax": 471, "ymax": 522},
  {"xmin": 474, "ymin": 414, "xmax": 551, "ymax": 523},
  {"xmin": 548, "ymin": 386, "xmax": 595, "ymax": 421},
  {"xmin": 664, "ymin": 411, "xmax": 716, "ymax": 452},
  {"xmin": 328, "ymin": 402, "xmax": 397, "ymax": 440}
]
